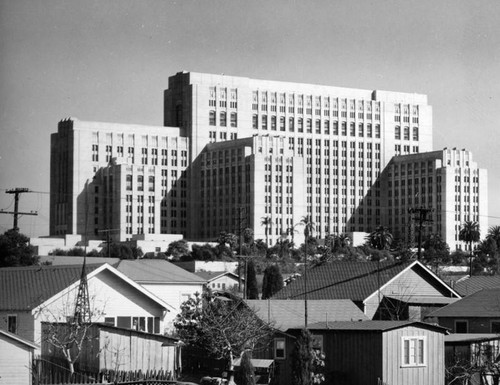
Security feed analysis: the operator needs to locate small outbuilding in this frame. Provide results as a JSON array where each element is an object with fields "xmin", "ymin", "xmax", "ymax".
[
  {"xmin": 0, "ymin": 329, "xmax": 38, "ymax": 385},
  {"xmin": 284, "ymin": 321, "xmax": 448, "ymax": 385}
]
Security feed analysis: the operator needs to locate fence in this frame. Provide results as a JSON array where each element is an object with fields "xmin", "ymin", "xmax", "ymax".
[{"xmin": 33, "ymin": 358, "xmax": 175, "ymax": 385}]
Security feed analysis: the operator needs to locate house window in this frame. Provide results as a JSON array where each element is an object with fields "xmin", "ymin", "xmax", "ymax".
[
  {"xmin": 455, "ymin": 320, "xmax": 468, "ymax": 333},
  {"xmin": 402, "ymin": 336, "xmax": 426, "ymax": 367},
  {"xmin": 274, "ymin": 338, "xmax": 286, "ymax": 359},
  {"xmin": 8, "ymin": 315, "xmax": 17, "ymax": 334},
  {"xmin": 491, "ymin": 320, "xmax": 500, "ymax": 333},
  {"xmin": 104, "ymin": 317, "xmax": 115, "ymax": 326}
]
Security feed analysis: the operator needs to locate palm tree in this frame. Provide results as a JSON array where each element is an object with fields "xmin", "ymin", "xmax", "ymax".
[
  {"xmin": 368, "ymin": 226, "xmax": 394, "ymax": 251},
  {"xmin": 260, "ymin": 216, "xmax": 272, "ymax": 247},
  {"xmin": 487, "ymin": 225, "xmax": 500, "ymax": 249},
  {"xmin": 459, "ymin": 221, "xmax": 480, "ymax": 277},
  {"xmin": 336, "ymin": 233, "xmax": 351, "ymax": 249}
]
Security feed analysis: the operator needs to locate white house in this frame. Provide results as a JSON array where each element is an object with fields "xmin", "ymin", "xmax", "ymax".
[
  {"xmin": 0, "ymin": 263, "xmax": 173, "ymax": 350},
  {"xmin": 114, "ymin": 259, "xmax": 206, "ymax": 330},
  {"xmin": 0, "ymin": 330, "xmax": 38, "ymax": 385}
]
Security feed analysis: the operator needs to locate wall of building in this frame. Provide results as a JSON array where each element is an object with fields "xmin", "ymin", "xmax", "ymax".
[{"xmin": 0, "ymin": 335, "xmax": 35, "ymax": 385}]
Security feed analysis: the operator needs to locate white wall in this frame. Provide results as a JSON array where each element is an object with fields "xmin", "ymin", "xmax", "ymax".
[{"xmin": 0, "ymin": 336, "xmax": 34, "ymax": 385}]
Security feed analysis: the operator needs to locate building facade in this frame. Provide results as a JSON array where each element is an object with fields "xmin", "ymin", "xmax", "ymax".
[
  {"xmin": 49, "ymin": 71, "xmax": 487, "ymax": 249},
  {"xmin": 384, "ymin": 148, "xmax": 488, "ymax": 251}
]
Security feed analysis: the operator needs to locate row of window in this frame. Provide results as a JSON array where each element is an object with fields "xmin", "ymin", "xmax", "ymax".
[
  {"xmin": 208, "ymin": 111, "xmax": 238, "ymax": 127},
  {"xmin": 395, "ymin": 126, "xmax": 419, "ymax": 141}
]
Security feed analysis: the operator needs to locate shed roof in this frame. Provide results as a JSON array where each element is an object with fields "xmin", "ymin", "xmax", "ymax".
[
  {"xmin": 273, "ymin": 260, "xmax": 458, "ymax": 302},
  {"xmin": 304, "ymin": 320, "xmax": 448, "ymax": 333},
  {"xmin": 245, "ymin": 299, "xmax": 367, "ymax": 331},
  {"xmin": 115, "ymin": 259, "xmax": 206, "ymax": 284},
  {"xmin": 428, "ymin": 288, "xmax": 500, "ymax": 318},
  {"xmin": 0, "ymin": 264, "xmax": 102, "ymax": 310},
  {"xmin": 0, "ymin": 329, "xmax": 39, "ymax": 349},
  {"xmin": 445, "ymin": 333, "xmax": 500, "ymax": 344},
  {"xmin": 454, "ymin": 276, "xmax": 500, "ymax": 297}
]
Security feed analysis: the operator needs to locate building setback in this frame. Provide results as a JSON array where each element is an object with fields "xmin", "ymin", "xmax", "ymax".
[{"xmin": 49, "ymin": 71, "xmax": 487, "ymax": 249}]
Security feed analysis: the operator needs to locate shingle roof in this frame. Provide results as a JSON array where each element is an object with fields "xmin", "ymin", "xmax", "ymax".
[
  {"xmin": 428, "ymin": 288, "xmax": 500, "ymax": 318},
  {"xmin": 0, "ymin": 264, "xmax": 103, "ymax": 311},
  {"xmin": 245, "ymin": 299, "xmax": 367, "ymax": 331},
  {"xmin": 194, "ymin": 271, "xmax": 239, "ymax": 282},
  {"xmin": 115, "ymin": 259, "xmax": 206, "ymax": 284},
  {"xmin": 304, "ymin": 320, "xmax": 448, "ymax": 333},
  {"xmin": 454, "ymin": 276, "xmax": 500, "ymax": 297},
  {"xmin": 272, "ymin": 261, "xmax": 413, "ymax": 301}
]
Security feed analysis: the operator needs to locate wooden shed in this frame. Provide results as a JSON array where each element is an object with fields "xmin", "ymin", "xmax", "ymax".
[
  {"xmin": 0, "ymin": 330, "xmax": 38, "ymax": 385},
  {"xmin": 282, "ymin": 321, "xmax": 448, "ymax": 385},
  {"xmin": 41, "ymin": 322, "xmax": 180, "ymax": 377}
]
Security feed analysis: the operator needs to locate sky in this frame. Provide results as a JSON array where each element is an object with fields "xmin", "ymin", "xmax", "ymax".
[{"xmin": 0, "ymin": 0, "xmax": 499, "ymax": 237}]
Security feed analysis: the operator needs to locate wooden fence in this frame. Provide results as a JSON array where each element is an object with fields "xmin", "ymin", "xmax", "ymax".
[{"xmin": 33, "ymin": 358, "xmax": 176, "ymax": 385}]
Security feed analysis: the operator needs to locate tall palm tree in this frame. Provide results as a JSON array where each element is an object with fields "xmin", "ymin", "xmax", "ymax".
[
  {"xmin": 260, "ymin": 216, "xmax": 272, "ymax": 247},
  {"xmin": 459, "ymin": 221, "xmax": 480, "ymax": 277},
  {"xmin": 336, "ymin": 233, "xmax": 351, "ymax": 249},
  {"xmin": 368, "ymin": 226, "xmax": 394, "ymax": 250}
]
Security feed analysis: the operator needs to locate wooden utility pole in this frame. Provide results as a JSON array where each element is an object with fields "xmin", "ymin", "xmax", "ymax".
[
  {"xmin": 408, "ymin": 207, "xmax": 433, "ymax": 260},
  {"xmin": 98, "ymin": 229, "xmax": 120, "ymax": 258},
  {"xmin": 0, "ymin": 188, "xmax": 37, "ymax": 231}
]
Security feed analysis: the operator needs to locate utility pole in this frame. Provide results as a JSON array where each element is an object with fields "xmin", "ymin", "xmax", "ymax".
[
  {"xmin": 98, "ymin": 229, "xmax": 120, "ymax": 258},
  {"xmin": 236, "ymin": 207, "xmax": 246, "ymax": 297},
  {"xmin": 0, "ymin": 188, "xmax": 38, "ymax": 231},
  {"xmin": 408, "ymin": 207, "xmax": 433, "ymax": 260}
]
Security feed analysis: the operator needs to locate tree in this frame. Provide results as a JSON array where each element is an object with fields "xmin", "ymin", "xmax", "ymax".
[
  {"xmin": 486, "ymin": 225, "xmax": 500, "ymax": 249},
  {"xmin": 166, "ymin": 239, "xmax": 190, "ymax": 261},
  {"xmin": 0, "ymin": 229, "xmax": 38, "ymax": 267},
  {"xmin": 100, "ymin": 243, "xmax": 134, "ymax": 259},
  {"xmin": 174, "ymin": 291, "xmax": 274, "ymax": 385},
  {"xmin": 261, "ymin": 216, "xmax": 272, "ymax": 247},
  {"xmin": 246, "ymin": 259, "xmax": 259, "ymax": 299},
  {"xmin": 261, "ymin": 264, "xmax": 284, "ymax": 299},
  {"xmin": 291, "ymin": 329, "xmax": 325, "ymax": 385},
  {"xmin": 459, "ymin": 221, "xmax": 480, "ymax": 276},
  {"xmin": 236, "ymin": 350, "xmax": 255, "ymax": 385},
  {"xmin": 191, "ymin": 243, "xmax": 217, "ymax": 261},
  {"xmin": 367, "ymin": 226, "xmax": 394, "ymax": 250}
]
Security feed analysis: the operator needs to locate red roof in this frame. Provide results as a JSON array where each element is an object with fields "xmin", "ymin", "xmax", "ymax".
[
  {"xmin": 0, "ymin": 264, "xmax": 102, "ymax": 311},
  {"xmin": 273, "ymin": 261, "xmax": 413, "ymax": 301}
]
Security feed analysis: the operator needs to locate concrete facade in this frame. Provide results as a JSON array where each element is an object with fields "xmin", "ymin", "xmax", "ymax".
[
  {"xmin": 49, "ymin": 71, "xmax": 487, "ymax": 250},
  {"xmin": 384, "ymin": 148, "xmax": 487, "ymax": 251}
]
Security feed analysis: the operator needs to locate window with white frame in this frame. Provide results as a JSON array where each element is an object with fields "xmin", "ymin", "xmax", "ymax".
[
  {"xmin": 274, "ymin": 338, "xmax": 286, "ymax": 359},
  {"xmin": 402, "ymin": 336, "xmax": 426, "ymax": 367}
]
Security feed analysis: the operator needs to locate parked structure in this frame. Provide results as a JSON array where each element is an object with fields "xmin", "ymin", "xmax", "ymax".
[
  {"xmin": 427, "ymin": 288, "xmax": 500, "ymax": 333},
  {"xmin": 273, "ymin": 260, "xmax": 460, "ymax": 320}
]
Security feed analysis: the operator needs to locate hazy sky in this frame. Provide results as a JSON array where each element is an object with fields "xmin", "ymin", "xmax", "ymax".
[{"xmin": 1, "ymin": 0, "xmax": 499, "ymax": 237}]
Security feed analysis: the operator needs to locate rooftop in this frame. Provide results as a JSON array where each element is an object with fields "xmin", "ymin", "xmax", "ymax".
[
  {"xmin": 428, "ymin": 288, "xmax": 500, "ymax": 318},
  {"xmin": 114, "ymin": 259, "xmax": 206, "ymax": 284}
]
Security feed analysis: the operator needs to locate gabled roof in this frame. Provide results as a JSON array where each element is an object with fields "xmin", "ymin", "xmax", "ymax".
[
  {"xmin": 114, "ymin": 259, "xmax": 206, "ymax": 284},
  {"xmin": 454, "ymin": 276, "xmax": 500, "ymax": 297},
  {"xmin": 0, "ymin": 263, "xmax": 173, "ymax": 312},
  {"xmin": 194, "ymin": 270, "xmax": 241, "ymax": 282},
  {"xmin": 245, "ymin": 299, "xmax": 367, "ymax": 331},
  {"xmin": 0, "ymin": 264, "xmax": 103, "ymax": 310},
  {"xmin": 428, "ymin": 288, "xmax": 500, "ymax": 318},
  {"xmin": 273, "ymin": 260, "xmax": 459, "ymax": 302},
  {"xmin": 303, "ymin": 320, "xmax": 448, "ymax": 333}
]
